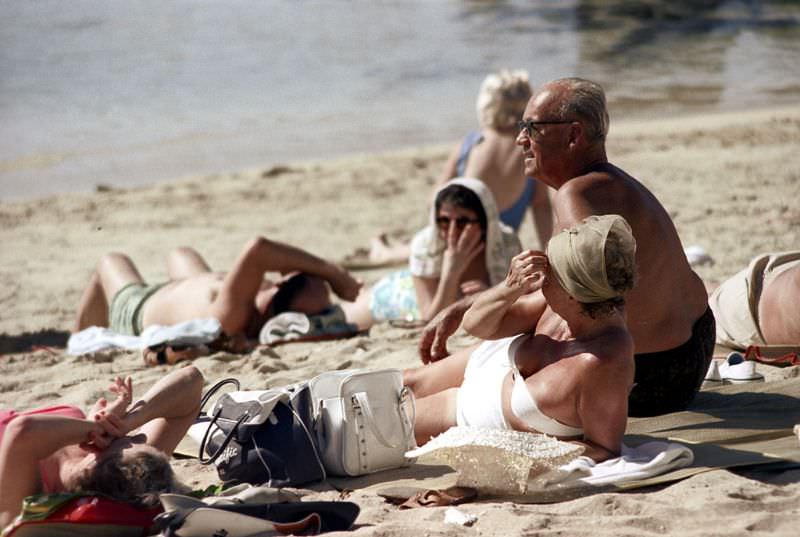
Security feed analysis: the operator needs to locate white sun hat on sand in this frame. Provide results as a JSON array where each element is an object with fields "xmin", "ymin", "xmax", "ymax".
[{"xmin": 406, "ymin": 427, "xmax": 584, "ymax": 494}]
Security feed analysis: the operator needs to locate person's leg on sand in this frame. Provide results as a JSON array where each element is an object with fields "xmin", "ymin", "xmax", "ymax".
[
  {"xmin": 74, "ymin": 253, "xmax": 146, "ymax": 332},
  {"xmin": 403, "ymin": 344, "xmax": 475, "ymax": 398},
  {"xmin": 167, "ymin": 247, "xmax": 212, "ymax": 279}
]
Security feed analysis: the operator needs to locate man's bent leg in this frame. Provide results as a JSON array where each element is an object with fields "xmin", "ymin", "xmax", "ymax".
[
  {"xmin": 628, "ymin": 307, "xmax": 716, "ymax": 417},
  {"xmin": 74, "ymin": 253, "xmax": 145, "ymax": 333},
  {"xmin": 167, "ymin": 247, "xmax": 212, "ymax": 279},
  {"xmin": 74, "ymin": 271, "xmax": 109, "ymax": 332}
]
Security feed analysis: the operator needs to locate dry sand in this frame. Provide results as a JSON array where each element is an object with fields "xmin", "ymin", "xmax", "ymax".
[{"xmin": 1, "ymin": 105, "xmax": 800, "ymax": 535}]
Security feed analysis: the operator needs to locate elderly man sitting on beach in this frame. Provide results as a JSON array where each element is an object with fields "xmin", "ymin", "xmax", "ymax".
[
  {"xmin": 419, "ymin": 77, "xmax": 713, "ymax": 418},
  {"xmin": 74, "ymin": 236, "xmax": 362, "ymax": 353}
]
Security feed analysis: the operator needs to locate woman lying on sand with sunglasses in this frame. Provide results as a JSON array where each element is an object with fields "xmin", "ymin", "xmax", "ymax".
[
  {"xmin": 404, "ymin": 215, "xmax": 636, "ymax": 461},
  {"xmin": 0, "ymin": 367, "xmax": 202, "ymax": 528}
]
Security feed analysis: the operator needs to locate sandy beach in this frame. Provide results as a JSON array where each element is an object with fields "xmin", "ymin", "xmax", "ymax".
[{"xmin": 1, "ymin": 104, "xmax": 799, "ymax": 535}]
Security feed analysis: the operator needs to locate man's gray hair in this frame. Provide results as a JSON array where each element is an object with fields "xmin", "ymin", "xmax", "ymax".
[{"xmin": 551, "ymin": 78, "xmax": 610, "ymax": 143}]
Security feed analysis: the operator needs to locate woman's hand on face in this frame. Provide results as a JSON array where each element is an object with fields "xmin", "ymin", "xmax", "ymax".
[
  {"xmin": 86, "ymin": 376, "xmax": 132, "ymax": 422},
  {"xmin": 442, "ymin": 222, "xmax": 484, "ymax": 278},
  {"xmin": 105, "ymin": 376, "xmax": 133, "ymax": 419},
  {"xmin": 505, "ymin": 250, "xmax": 547, "ymax": 296},
  {"xmin": 80, "ymin": 412, "xmax": 126, "ymax": 452}
]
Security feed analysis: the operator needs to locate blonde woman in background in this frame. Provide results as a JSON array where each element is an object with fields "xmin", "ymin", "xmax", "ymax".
[
  {"xmin": 366, "ymin": 70, "xmax": 553, "ymax": 267},
  {"xmin": 438, "ymin": 69, "xmax": 552, "ymax": 244}
]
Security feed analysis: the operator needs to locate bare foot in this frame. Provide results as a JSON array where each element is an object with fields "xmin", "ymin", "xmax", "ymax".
[{"xmin": 369, "ymin": 233, "xmax": 409, "ymax": 265}]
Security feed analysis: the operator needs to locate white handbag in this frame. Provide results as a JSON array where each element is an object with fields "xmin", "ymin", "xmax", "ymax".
[{"xmin": 308, "ymin": 368, "xmax": 416, "ymax": 476}]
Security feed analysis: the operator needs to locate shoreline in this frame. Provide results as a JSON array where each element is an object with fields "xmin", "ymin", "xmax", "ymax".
[{"xmin": 2, "ymin": 102, "xmax": 799, "ymax": 203}]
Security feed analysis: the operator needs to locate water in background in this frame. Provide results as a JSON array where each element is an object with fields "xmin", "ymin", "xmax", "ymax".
[{"xmin": 1, "ymin": 0, "xmax": 798, "ymax": 200}]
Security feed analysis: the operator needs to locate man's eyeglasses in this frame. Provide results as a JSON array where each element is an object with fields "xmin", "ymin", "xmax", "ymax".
[
  {"xmin": 517, "ymin": 119, "xmax": 574, "ymax": 138},
  {"xmin": 436, "ymin": 216, "xmax": 480, "ymax": 230}
]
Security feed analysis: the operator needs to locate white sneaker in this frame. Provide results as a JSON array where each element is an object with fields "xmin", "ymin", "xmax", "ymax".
[
  {"xmin": 701, "ymin": 359, "xmax": 723, "ymax": 389},
  {"xmin": 718, "ymin": 352, "xmax": 765, "ymax": 384}
]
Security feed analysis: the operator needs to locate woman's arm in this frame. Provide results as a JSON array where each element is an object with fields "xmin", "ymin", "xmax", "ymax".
[
  {"xmin": 572, "ymin": 350, "xmax": 633, "ymax": 462},
  {"xmin": 462, "ymin": 250, "xmax": 547, "ymax": 339},
  {"xmin": 0, "ymin": 414, "xmax": 107, "ymax": 528},
  {"xmin": 414, "ymin": 223, "xmax": 484, "ymax": 320},
  {"xmin": 119, "ymin": 366, "xmax": 204, "ymax": 456},
  {"xmin": 436, "ymin": 143, "xmax": 461, "ymax": 188}
]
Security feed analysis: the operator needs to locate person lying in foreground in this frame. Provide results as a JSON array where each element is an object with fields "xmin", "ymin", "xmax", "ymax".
[
  {"xmin": 0, "ymin": 366, "xmax": 203, "ymax": 529},
  {"xmin": 404, "ymin": 215, "xmax": 636, "ymax": 462},
  {"xmin": 74, "ymin": 236, "xmax": 362, "ymax": 345}
]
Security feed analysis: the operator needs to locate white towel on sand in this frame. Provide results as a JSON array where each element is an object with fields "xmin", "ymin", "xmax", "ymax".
[
  {"xmin": 555, "ymin": 441, "xmax": 694, "ymax": 486},
  {"xmin": 67, "ymin": 318, "xmax": 222, "ymax": 355}
]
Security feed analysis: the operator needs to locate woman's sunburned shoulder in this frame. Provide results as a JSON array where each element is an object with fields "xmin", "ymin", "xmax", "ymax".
[{"xmin": 570, "ymin": 328, "xmax": 636, "ymax": 399}]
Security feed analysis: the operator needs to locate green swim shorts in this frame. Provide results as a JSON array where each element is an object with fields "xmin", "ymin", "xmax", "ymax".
[{"xmin": 109, "ymin": 282, "xmax": 167, "ymax": 336}]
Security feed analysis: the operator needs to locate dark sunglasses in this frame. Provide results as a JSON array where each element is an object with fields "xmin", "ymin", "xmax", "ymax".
[
  {"xmin": 517, "ymin": 118, "xmax": 574, "ymax": 137},
  {"xmin": 436, "ymin": 216, "xmax": 480, "ymax": 230}
]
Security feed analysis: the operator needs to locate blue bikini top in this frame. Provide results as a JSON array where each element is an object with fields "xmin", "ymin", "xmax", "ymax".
[{"xmin": 455, "ymin": 131, "xmax": 536, "ymax": 231}]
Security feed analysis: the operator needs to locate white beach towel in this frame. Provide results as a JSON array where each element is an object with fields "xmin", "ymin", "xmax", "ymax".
[
  {"xmin": 553, "ymin": 441, "xmax": 694, "ymax": 486},
  {"xmin": 67, "ymin": 318, "xmax": 222, "ymax": 355}
]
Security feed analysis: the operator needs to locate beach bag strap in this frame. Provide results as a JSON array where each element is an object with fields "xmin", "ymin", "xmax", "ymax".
[
  {"xmin": 199, "ymin": 377, "xmax": 240, "ymax": 413},
  {"xmin": 197, "ymin": 378, "xmax": 243, "ymax": 465},
  {"xmin": 352, "ymin": 385, "xmax": 415, "ymax": 450},
  {"xmin": 198, "ymin": 406, "xmax": 247, "ymax": 466},
  {"xmin": 352, "ymin": 392, "xmax": 399, "ymax": 449}
]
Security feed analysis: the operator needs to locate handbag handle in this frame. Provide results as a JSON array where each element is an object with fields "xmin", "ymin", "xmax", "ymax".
[
  {"xmin": 198, "ymin": 406, "xmax": 249, "ymax": 465},
  {"xmin": 199, "ymin": 377, "xmax": 241, "ymax": 415},
  {"xmin": 352, "ymin": 390, "xmax": 415, "ymax": 450},
  {"xmin": 400, "ymin": 386, "xmax": 416, "ymax": 445},
  {"xmin": 197, "ymin": 377, "xmax": 242, "ymax": 464}
]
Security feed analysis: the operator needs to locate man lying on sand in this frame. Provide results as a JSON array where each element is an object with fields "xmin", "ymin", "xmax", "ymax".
[
  {"xmin": 420, "ymin": 77, "xmax": 713, "ymax": 418},
  {"xmin": 710, "ymin": 251, "xmax": 800, "ymax": 350},
  {"xmin": 74, "ymin": 236, "xmax": 362, "ymax": 349}
]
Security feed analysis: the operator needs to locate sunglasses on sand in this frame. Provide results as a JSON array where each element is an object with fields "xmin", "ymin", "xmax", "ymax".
[{"xmin": 517, "ymin": 119, "xmax": 574, "ymax": 137}]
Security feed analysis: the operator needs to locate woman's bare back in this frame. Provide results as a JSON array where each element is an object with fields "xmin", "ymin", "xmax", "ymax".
[{"xmin": 463, "ymin": 129, "xmax": 529, "ymax": 212}]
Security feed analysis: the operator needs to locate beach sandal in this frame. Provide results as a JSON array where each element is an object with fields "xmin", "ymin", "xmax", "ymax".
[
  {"xmin": 259, "ymin": 305, "xmax": 360, "ymax": 345},
  {"xmin": 743, "ymin": 345, "xmax": 800, "ymax": 367},
  {"xmin": 142, "ymin": 344, "xmax": 207, "ymax": 366},
  {"xmin": 207, "ymin": 333, "xmax": 255, "ymax": 354},
  {"xmin": 376, "ymin": 486, "xmax": 477, "ymax": 509}
]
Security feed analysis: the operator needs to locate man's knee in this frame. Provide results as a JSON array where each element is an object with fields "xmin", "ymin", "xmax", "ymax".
[
  {"xmin": 168, "ymin": 246, "xmax": 199, "ymax": 259},
  {"xmin": 97, "ymin": 252, "xmax": 132, "ymax": 272}
]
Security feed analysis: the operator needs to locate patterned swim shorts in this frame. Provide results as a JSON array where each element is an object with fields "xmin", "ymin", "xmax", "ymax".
[{"xmin": 369, "ymin": 269, "xmax": 420, "ymax": 322}]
